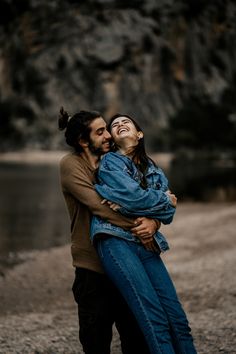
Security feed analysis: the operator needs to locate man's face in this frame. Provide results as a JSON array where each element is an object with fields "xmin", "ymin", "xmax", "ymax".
[{"xmin": 88, "ymin": 117, "xmax": 111, "ymax": 156}]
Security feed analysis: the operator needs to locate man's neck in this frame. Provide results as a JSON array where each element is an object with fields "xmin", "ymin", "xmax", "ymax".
[{"xmin": 80, "ymin": 150, "xmax": 100, "ymax": 169}]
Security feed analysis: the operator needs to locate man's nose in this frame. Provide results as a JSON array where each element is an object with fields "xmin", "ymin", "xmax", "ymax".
[{"xmin": 105, "ymin": 130, "xmax": 111, "ymax": 139}]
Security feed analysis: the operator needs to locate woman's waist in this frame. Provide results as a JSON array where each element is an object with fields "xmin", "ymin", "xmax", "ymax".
[
  {"xmin": 91, "ymin": 216, "xmax": 141, "ymax": 242},
  {"xmin": 90, "ymin": 216, "xmax": 170, "ymax": 253}
]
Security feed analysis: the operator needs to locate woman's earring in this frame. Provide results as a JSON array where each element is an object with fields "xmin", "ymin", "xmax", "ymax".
[{"xmin": 137, "ymin": 132, "xmax": 143, "ymax": 140}]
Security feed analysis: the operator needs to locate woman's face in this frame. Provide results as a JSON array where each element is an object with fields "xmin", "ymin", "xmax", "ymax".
[{"xmin": 110, "ymin": 116, "xmax": 143, "ymax": 145}]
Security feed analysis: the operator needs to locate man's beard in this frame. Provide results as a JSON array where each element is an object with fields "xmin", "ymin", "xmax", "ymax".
[{"xmin": 88, "ymin": 140, "xmax": 109, "ymax": 156}]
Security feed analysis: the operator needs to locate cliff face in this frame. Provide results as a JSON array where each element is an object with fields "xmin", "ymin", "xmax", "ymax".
[{"xmin": 0, "ymin": 0, "xmax": 236, "ymax": 150}]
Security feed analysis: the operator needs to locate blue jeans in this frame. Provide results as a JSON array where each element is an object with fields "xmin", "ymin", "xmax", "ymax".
[
  {"xmin": 72, "ymin": 267, "xmax": 149, "ymax": 354},
  {"xmin": 97, "ymin": 237, "xmax": 197, "ymax": 354}
]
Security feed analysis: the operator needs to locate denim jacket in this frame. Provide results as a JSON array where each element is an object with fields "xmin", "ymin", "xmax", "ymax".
[{"xmin": 90, "ymin": 152, "xmax": 176, "ymax": 252}]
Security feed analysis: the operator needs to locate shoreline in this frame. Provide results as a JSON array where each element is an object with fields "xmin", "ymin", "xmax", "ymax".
[
  {"xmin": 0, "ymin": 150, "xmax": 173, "ymax": 169},
  {"xmin": 0, "ymin": 151, "xmax": 67, "ymax": 164}
]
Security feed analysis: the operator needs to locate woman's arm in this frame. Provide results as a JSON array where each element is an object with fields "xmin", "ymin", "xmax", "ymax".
[{"xmin": 95, "ymin": 153, "xmax": 176, "ymax": 223}]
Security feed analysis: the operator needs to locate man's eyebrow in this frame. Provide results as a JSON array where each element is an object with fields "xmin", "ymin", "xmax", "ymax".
[{"xmin": 96, "ymin": 127, "xmax": 106, "ymax": 133}]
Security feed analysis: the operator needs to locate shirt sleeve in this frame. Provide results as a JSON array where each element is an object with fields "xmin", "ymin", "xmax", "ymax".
[
  {"xmin": 95, "ymin": 153, "xmax": 175, "ymax": 223},
  {"xmin": 60, "ymin": 156, "xmax": 135, "ymax": 229}
]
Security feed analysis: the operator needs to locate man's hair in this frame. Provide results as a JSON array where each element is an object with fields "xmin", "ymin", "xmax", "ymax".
[{"xmin": 58, "ymin": 107, "xmax": 101, "ymax": 152}]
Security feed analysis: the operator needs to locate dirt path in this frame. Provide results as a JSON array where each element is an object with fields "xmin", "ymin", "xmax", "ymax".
[{"xmin": 0, "ymin": 203, "xmax": 235, "ymax": 353}]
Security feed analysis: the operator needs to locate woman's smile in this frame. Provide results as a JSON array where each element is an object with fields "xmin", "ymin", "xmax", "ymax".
[{"xmin": 117, "ymin": 127, "xmax": 129, "ymax": 134}]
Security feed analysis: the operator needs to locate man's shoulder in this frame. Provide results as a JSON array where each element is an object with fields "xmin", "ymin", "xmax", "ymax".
[
  {"xmin": 60, "ymin": 152, "xmax": 81, "ymax": 165},
  {"xmin": 60, "ymin": 152, "xmax": 86, "ymax": 171}
]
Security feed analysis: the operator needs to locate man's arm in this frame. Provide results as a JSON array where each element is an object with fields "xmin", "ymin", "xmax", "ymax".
[
  {"xmin": 60, "ymin": 156, "xmax": 135, "ymax": 229},
  {"xmin": 60, "ymin": 155, "xmax": 160, "ymax": 241}
]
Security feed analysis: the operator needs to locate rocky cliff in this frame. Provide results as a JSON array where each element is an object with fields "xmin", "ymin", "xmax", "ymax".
[{"xmin": 0, "ymin": 0, "xmax": 235, "ymax": 150}]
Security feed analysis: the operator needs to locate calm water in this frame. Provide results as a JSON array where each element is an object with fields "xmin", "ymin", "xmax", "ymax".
[
  {"xmin": 168, "ymin": 155, "xmax": 236, "ymax": 201},
  {"xmin": 0, "ymin": 157, "xmax": 235, "ymax": 264},
  {"xmin": 0, "ymin": 162, "xmax": 69, "ymax": 264}
]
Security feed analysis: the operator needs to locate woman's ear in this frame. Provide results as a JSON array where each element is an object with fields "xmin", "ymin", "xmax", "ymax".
[{"xmin": 137, "ymin": 131, "xmax": 144, "ymax": 140}]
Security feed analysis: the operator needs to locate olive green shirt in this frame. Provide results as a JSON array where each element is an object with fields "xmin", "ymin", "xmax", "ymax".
[{"xmin": 60, "ymin": 152, "xmax": 135, "ymax": 273}]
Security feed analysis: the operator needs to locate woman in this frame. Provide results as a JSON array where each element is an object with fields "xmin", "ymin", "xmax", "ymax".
[{"xmin": 91, "ymin": 114, "xmax": 197, "ymax": 354}]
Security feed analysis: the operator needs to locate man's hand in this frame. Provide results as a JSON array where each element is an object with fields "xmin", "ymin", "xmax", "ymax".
[
  {"xmin": 131, "ymin": 217, "xmax": 160, "ymax": 238},
  {"xmin": 142, "ymin": 238, "xmax": 161, "ymax": 252},
  {"xmin": 131, "ymin": 217, "xmax": 161, "ymax": 252}
]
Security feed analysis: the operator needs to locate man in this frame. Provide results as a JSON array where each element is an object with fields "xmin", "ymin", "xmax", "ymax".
[{"xmin": 59, "ymin": 108, "xmax": 159, "ymax": 354}]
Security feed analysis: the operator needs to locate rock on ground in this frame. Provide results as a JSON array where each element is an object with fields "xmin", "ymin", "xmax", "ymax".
[{"xmin": 0, "ymin": 203, "xmax": 236, "ymax": 353}]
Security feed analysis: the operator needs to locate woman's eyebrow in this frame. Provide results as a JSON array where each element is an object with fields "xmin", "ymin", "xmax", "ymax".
[
  {"xmin": 111, "ymin": 119, "xmax": 131, "ymax": 127},
  {"xmin": 111, "ymin": 122, "xmax": 119, "ymax": 128}
]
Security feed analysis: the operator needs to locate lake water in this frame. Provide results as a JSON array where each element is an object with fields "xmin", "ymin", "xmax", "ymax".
[
  {"xmin": 168, "ymin": 154, "xmax": 236, "ymax": 201},
  {"xmin": 0, "ymin": 162, "xmax": 69, "ymax": 266},
  {"xmin": 0, "ymin": 156, "xmax": 235, "ymax": 265}
]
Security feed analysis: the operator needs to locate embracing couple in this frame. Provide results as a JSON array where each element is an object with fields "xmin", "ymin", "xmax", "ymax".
[{"xmin": 59, "ymin": 109, "xmax": 198, "ymax": 354}]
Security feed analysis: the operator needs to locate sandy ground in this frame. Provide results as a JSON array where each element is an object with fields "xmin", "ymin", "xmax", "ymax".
[{"xmin": 0, "ymin": 202, "xmax": 236, "ymax": 354}]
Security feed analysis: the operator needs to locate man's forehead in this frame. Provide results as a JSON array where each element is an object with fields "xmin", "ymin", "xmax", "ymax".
[{"xmin": 90, "ymin": 117, "xmax": 106, "ymax": 131}]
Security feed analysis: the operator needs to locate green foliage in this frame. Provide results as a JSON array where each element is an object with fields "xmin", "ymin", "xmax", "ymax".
[
  {"xmin": 168, "ymin": 93, "xmax": 236, "ymax": 151},
  {"xmin": 0, "ymin": 98, "xmax": 35, "ymax": 150}
]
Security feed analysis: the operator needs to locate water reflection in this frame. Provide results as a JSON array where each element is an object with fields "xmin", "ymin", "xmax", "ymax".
[
  {"xmin": 168, "ymin": 155, "xmax": 236, "ymax": 201},
  {"xmin": 0, "ymin": 162, "xmax": 69, "ymax": 262}
]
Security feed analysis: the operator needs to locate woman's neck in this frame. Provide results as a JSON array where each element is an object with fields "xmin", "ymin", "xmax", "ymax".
[
  {"xmin": 117, "ymin": 140, "xmax": 137, "ymax": 157},
  {"xmin": 118, "ymin": 146, "xmax": 135, "ymax": 157}
]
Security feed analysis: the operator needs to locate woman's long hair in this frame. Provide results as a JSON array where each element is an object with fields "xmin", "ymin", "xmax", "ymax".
[{"xmin": 108, "ymin": 113, "xmax": 155, "ymax": 188}]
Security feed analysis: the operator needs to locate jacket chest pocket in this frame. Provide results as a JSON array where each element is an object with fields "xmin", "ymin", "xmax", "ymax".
[
  {"xmin": 147, "ymin": 174, "xmax": 162, "ymax": 189},
  {"xmin": 124, "ymin": 166, "xmax": 141, "ymax": 183}
]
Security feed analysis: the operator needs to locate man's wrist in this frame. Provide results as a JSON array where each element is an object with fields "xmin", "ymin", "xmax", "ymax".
[{"xmin": 154, "ymin": 219, "xmax": 161, "ymax": 230}]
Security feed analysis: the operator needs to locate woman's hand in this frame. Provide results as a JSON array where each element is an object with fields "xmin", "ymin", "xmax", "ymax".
[{"xmin": 166, "ymin": 190, "xmax": 177, "ymax": 207}]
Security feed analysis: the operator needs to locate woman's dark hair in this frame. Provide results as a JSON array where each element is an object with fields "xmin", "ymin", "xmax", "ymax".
[
  {"xmin": 108, "ymin": 113, "xmax": 156, "ymax": 188},
  {"xmin": 58, "ymin": 107, "xmax": 101, "ymax": 153}
]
